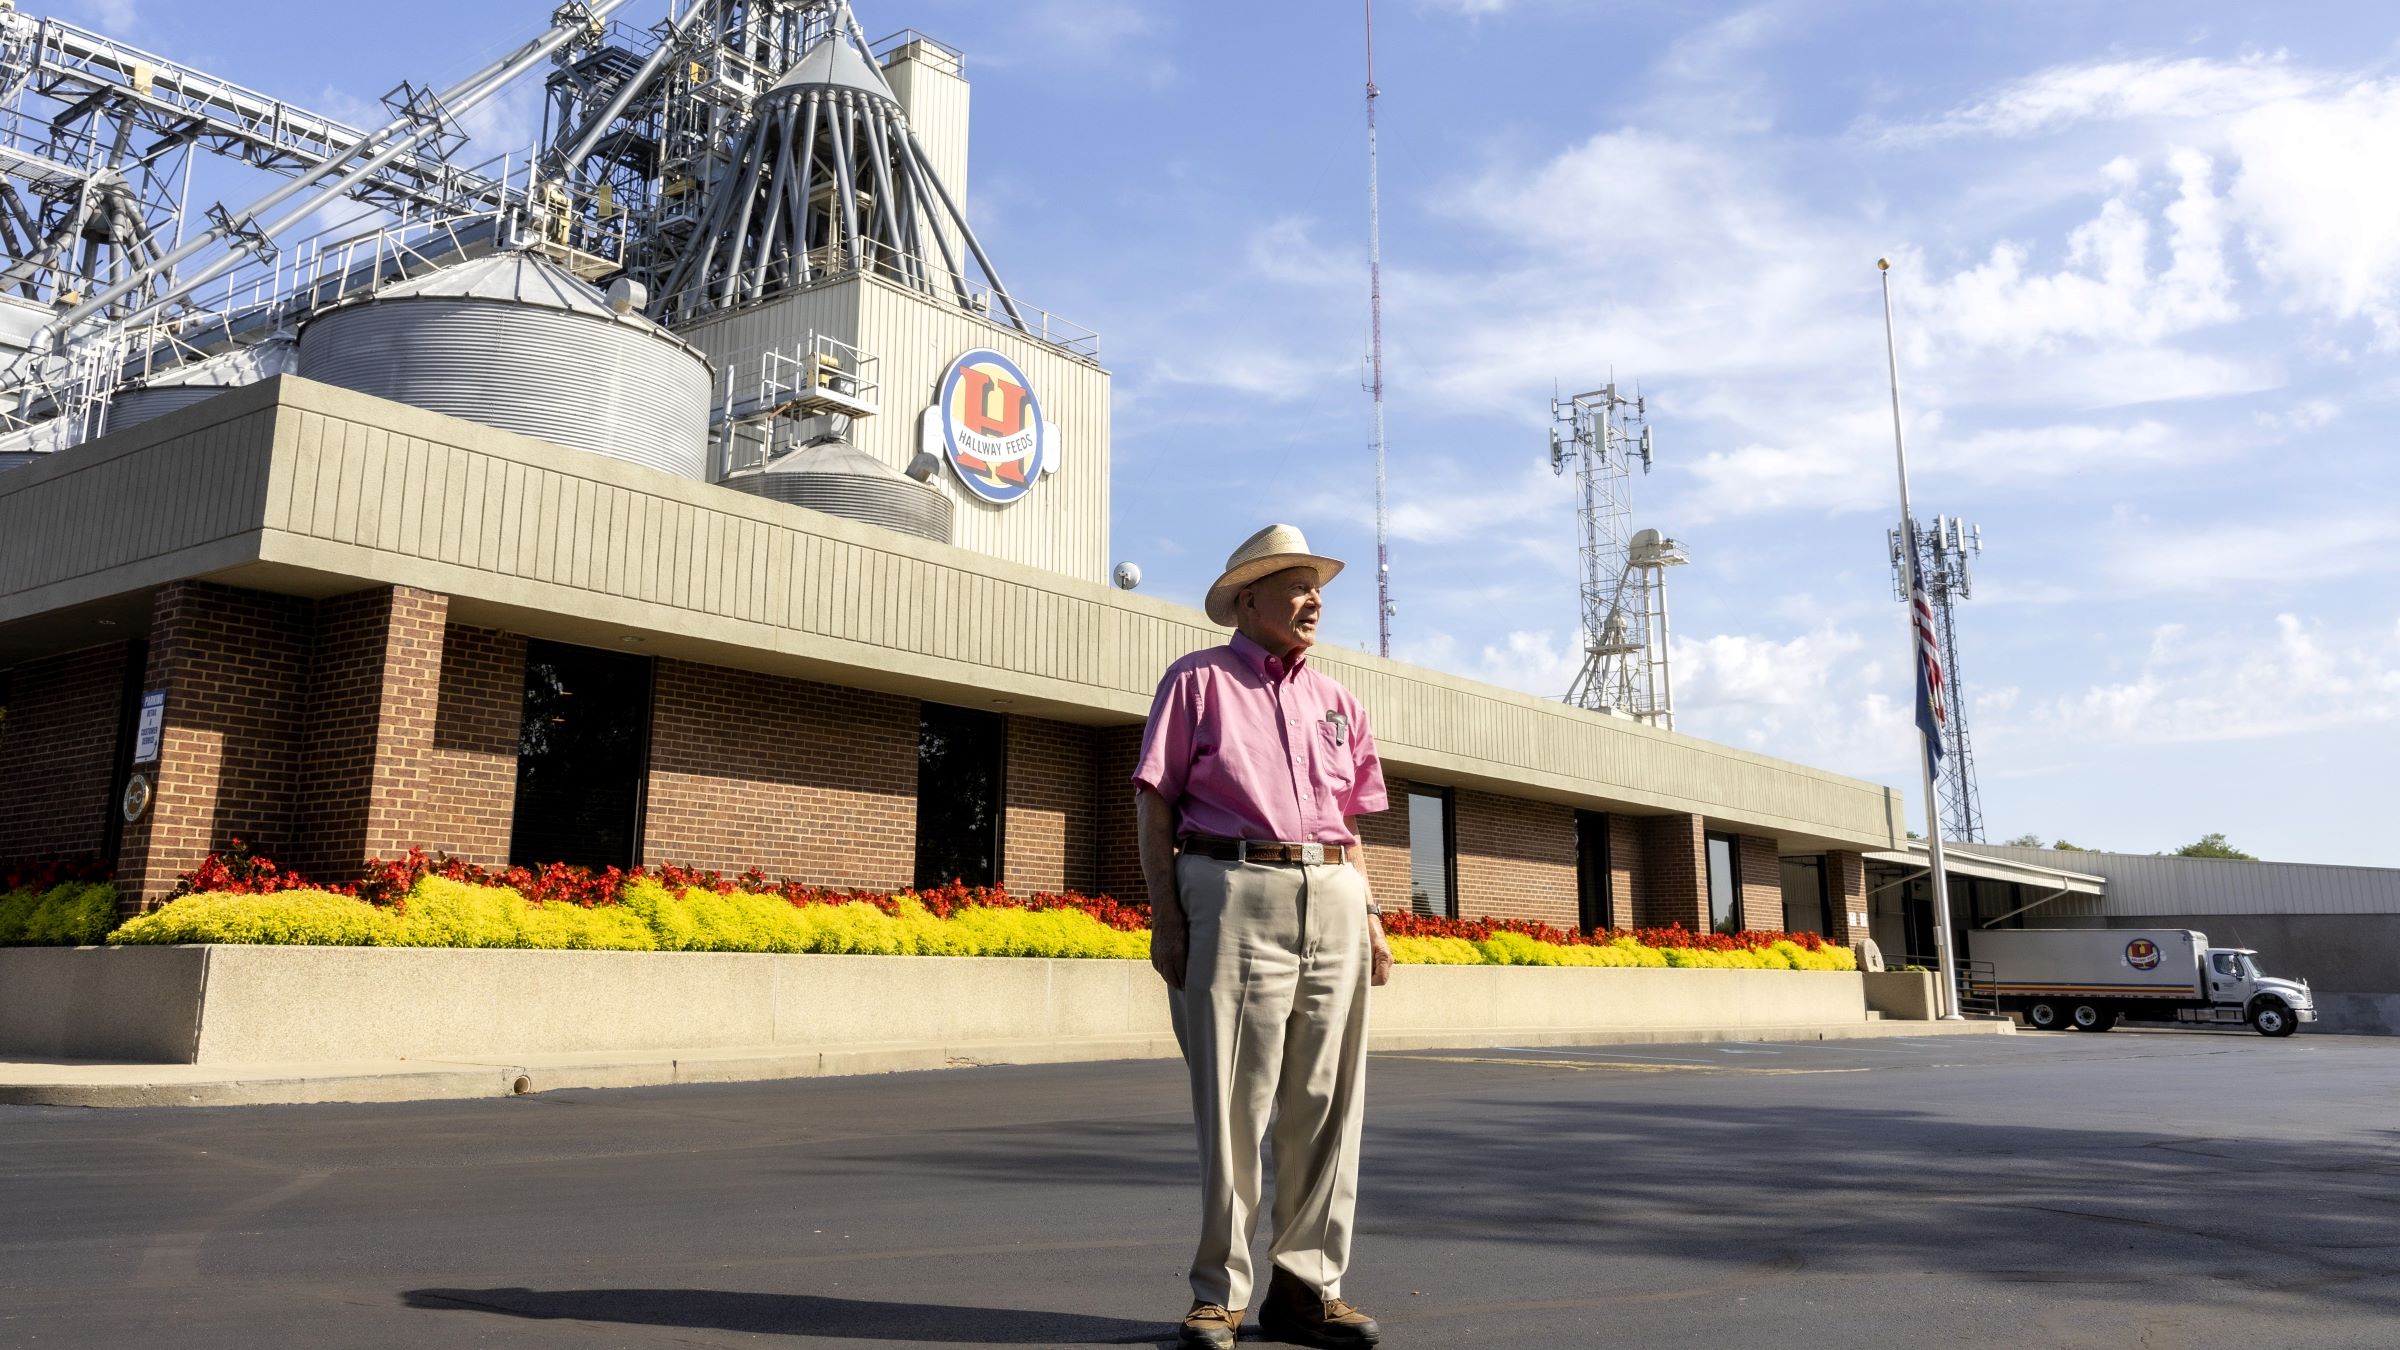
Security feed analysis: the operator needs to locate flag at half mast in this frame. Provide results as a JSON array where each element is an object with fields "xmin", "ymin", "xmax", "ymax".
[{"xmin": 1907, "ymin": 526, "xmax": 1948, "ymax": 780}]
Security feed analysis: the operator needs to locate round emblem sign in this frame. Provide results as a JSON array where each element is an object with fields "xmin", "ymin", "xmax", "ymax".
[
  {"xmin": 2124, "ymin": 938, "xmax": 2161, "ymax": 971},
  {"xmin": 121, "ymin": 772, "xmax": 153, "ymax": 823},
  {"xmin": 937, "ymin": 349, "xmax": 1045, "ymax": 505}
]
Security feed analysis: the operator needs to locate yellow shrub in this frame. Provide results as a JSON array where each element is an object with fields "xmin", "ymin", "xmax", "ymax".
[
  {"xmin": 1387, "ymin": 935, "xmax": 1485, "ymax": 965},
  {"xmin": 110, "ymin": 889, "xmax": 392, "ymax": 946},
  {"xmin": 98, "ymin": 874, "xmax": 1857, "ymax": 972}
]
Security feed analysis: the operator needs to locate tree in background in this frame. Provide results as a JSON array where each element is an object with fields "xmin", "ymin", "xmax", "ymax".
[
  {"xmin": 2002, "ymin": 834, "xmax": 2089, "ymax": 851},
  {"xmin": 2172, "ymin": 833, "xmax": 2257, "ymax": 860}
]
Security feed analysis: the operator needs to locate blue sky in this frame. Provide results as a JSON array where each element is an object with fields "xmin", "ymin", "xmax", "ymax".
[{"xmin": 72, "ymin": 0, "xmax": 2400, "ymax": 864}]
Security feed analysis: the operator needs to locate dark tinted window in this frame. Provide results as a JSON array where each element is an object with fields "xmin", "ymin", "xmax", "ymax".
[
  {"xmin": 1408, "ymin": 787, "xmax": 1455, "ymax": 918},
  {"xmin": 510, "ymin": 640, "xmax": 652, "ymax": 870},
  {"xmin": 1576, "ymin": 810, "xmax": 1614, "ymax": 932},
  {"xmin": 1706, "ymin": 832, "xmax": 1740, "ymax": 935},
  {"xmin": 915, "ymin": 703, "xmax": 1005, "ymax": 889}
]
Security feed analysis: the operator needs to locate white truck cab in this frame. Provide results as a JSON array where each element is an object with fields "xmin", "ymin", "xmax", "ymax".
[{"xmin": 2201, "ymin": 947, "xmax": 2315, "ymax": 1037}]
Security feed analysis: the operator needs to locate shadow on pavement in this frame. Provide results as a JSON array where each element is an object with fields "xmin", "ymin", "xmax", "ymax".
[{"xmin": 403, "ymin": 1286, "xmax": 1171, "ymax": 1345}]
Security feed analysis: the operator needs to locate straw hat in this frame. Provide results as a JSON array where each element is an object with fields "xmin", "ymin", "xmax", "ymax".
[{"xmin": 1204, "ymin": 523, "xmax": 1345, "ymax": 627}]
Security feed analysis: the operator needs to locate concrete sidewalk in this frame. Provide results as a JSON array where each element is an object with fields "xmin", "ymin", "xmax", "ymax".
[{"xmin": 0, "ymin": 1017, "xmax": 2011, "ymax": 1107}]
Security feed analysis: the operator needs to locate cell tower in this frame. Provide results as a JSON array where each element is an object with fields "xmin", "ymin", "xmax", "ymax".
[
  {"xmin": 1550, "ymin": 384, "xmax": 1687, "ymax": 728},
  {"xmin": 1363, "ymin": 0, "xmax": 1392, "ymax": 656},
  {"xmin": 1890, "ymin": 515, "xmax": 1985, "ymax": 841}
]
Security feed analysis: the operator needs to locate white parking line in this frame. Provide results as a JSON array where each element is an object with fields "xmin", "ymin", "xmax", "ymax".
[{"xmin": 1491, "ymin": 1046, "xmax": 1716, "ymax": 1065}]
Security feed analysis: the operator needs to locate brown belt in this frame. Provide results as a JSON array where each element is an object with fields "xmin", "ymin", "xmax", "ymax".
[{"xmin": 1180, "ymin": 834, "xmax": 1348, "ymax": 867}]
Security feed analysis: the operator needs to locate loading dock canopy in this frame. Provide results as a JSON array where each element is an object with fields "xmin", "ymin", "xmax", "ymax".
[{"xmin": 1864, "ymin": 843, "xmax": 2106, "ymax": 896}]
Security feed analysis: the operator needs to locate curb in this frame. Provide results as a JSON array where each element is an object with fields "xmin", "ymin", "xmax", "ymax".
[{"xmin": 0, "ymin": 1019, "xmax": 2009, "ymax": 1108}]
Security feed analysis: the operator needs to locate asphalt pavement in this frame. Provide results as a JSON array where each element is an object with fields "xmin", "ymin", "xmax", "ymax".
[{"xmin": 3, "ymin": 1027, "xmax": 2396, "ymax": 1348}]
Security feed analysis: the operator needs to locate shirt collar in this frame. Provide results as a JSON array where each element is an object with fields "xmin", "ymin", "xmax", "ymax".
[{"xmin": 1229, "ymin": 629, "xmax": 1308, "ymax": 681}]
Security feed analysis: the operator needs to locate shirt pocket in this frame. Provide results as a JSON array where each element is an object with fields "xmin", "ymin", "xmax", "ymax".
[{"xmin": 1314, "ymin": 720, "xmax": 1356, "ymax": 792}]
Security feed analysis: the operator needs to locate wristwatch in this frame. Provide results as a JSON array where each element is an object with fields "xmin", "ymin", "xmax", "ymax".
[{"xmin": 1363, "ymin": 900, "xmax": 1384, "ymax": 917}]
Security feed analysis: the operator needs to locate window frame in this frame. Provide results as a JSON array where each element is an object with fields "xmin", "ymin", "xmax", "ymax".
[
  {"xmin": 508, "ymin": 638, "xmax": 655, "ymax": 872},
  {"xmin": 1575, "ymin": 809, "xmax": 1614, "ymax": 933},
  {"xmin": 912, "ymin": 701, "xmax": 1009, "ymax": 891},
  {"xmin": 1407, "ymin": 785, "xmax": 1458, "ymax": 919},
  {"xmin": 1705, "ymin": 830, "xmax": 1742, "ymax": 935}
]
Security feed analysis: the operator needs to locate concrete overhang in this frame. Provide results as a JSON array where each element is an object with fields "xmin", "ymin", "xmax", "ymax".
[{"xmin": 1865, "ymin": 841, "xmax": 2107, "ymax": 896}]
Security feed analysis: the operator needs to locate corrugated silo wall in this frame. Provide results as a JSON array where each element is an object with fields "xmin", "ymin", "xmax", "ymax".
[{"xmin": 676, "ymin": 274, "xmax": 1112, "ymax": 583}]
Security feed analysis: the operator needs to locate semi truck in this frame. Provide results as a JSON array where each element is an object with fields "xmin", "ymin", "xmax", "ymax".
[{"xmin": 1970, "ymin": 928, "xmax": 2316, "ymax": 1037}]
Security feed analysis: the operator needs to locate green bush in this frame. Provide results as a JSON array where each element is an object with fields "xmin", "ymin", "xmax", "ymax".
[{"xmin": 0, "ymin": 882, "xmax": 120, "ymax": 946}]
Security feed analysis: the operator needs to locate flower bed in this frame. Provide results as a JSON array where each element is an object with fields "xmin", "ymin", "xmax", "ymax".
[{"xmin": 8, "ymin": 843, "xmax": 1855, "ymax": 971}]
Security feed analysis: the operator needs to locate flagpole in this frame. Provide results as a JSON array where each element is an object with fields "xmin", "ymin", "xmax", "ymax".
[{"xmin": 1878, "ymin": 258, "xmax": 1964, "ymax": 1020}]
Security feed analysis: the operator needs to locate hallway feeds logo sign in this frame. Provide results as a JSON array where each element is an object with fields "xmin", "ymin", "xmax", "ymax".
[
  {"xmin": 2124, "ymin": 938, "xmax": 2162, "ymax": 971},
  {"xmin": 934, "ymin": 349, "xmax": 1045, "ymax": 505}
]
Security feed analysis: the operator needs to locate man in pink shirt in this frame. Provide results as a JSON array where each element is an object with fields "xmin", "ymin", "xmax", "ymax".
[{"xmin": 1134, "ymin": 523, "xmax": 1393, "ymax": 1349}]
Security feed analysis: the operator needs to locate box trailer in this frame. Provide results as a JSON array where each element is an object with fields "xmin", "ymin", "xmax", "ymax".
[{"xmin": 1969, "ymin": 928, "xmax": 2315, "ymax": 1037}]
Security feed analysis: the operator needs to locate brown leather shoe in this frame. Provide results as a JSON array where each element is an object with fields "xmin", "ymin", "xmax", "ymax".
[
  {"xmin": 1179, "ymin": 1300, "xmax": 1245, "ymax": 1349},
  {"xmin": 1256, "ymin": 1267, "xmax": 1381, "ymax": 1346}
]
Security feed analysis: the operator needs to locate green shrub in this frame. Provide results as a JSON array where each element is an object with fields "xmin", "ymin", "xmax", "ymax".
[{"xmin": 0, "ymin": 882, "xmax": 120, "ymax": 946}]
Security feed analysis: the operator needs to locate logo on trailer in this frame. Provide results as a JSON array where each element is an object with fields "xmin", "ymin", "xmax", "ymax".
[
  {"xmin": 2124, "ymin": 938, "xmax": 2161, "ymax": 971},
  {"xmin": 935, "ymin": 349, "xmax": 1045, "ymax": 505}
]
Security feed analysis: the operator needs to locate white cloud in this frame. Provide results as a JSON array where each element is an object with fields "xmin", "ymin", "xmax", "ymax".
[
  {"xmin": 1881, "ymin": 55, "xmax": 2325, "ymax": 143},
  {"xmin": 1912, "ymin": 149, "xmax": 2236, "ymax": 355},
  {"xmin": 2098, "ymin": 513, "xmax": 2400, "ymax": 596},
  {"xmin": 1667, "ymin": 624, "xmax": 1921, "ymax": 775},
  {"xmin": 2223, "ymin": 80, "xmax": 2400, "ymax": 344},
  {"xmin": 2028, "ymin": 615, "xmax": 2400, "ymax": 744}
]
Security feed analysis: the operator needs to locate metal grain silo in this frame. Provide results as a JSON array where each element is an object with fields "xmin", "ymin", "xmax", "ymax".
[
  {"xmin": 722, "ymin": 438, "xmax": 954, "ymax": 544},
  {"xmin": 108, "ymin": 337, "xmax": 297, "ymax": 431},
  {"xmin": 295, "ymin": 251, "xmax": 712, "ymax": 479}
]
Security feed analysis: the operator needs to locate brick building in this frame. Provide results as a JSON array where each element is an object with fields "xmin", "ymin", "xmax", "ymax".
[{"xmin": 0, "ymin": 377, "xmax": 1892, "ymax": 944}]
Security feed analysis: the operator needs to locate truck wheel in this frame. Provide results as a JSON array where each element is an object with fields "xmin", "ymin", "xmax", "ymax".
[
  {"xmin": 2251, "ymin": 1002, "xmax": 2298, "ymax": 1038},
  {"xmin": 2025, "ymin": 1000, "xmax": 2063, "ymax": 1031},
  {"xmin": 2070, "ymin": 1002, "xmax": 2114, "ymax": 1032}
]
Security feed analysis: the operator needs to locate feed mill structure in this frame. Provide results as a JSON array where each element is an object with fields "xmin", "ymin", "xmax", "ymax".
[{"xmin": 0, "ymin": 0, "xmax": 1908, "ymax": 963}]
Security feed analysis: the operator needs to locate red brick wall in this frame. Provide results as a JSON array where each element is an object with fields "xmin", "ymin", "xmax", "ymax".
[
  {"xmin": 427, "ymin": 624, "xmax": 525, "ymax": 865},
  {"xmin": 288, "ymin": 587, "xmax": 448, "ymax": 880},
  {"xmin": 1357, "ymin": 774, "xmax": 1414, "ymax": 914},
  {"xmin": 0, "ymin": 641, "xmax": 134, "ymax": 864},
  {"xmin": 1001, "ymin": 715, "xmax": 1097, "ymax": 894},
  {"xmin": 1825, "ymin": 849, "xmax": 1869, "ymax": 947},
  {"xmin": 1094, "ymin": 725, "xmax": 1147, "ymax": 902},
  {"xmin": 1738, "ymin": 833, "xmax": 1783, "ymax": 933},
  {"xmin": 115, "ymin": 583, "xmax": 315, "ymax": 905},
  {"xmin": 1605, "ymin": 814, "xmax": 1644, "ymax": 931},
  {"xmin": 642, "ymin": 660, "xmax": 916, "ymax": 888},
  {"xmin": 1454, "ymin": 788, "xmax": 1576, "ymax": 927},
  {"xmin": 1636, "ymin": 813, "xmax": 1708, "ymax": 931}
]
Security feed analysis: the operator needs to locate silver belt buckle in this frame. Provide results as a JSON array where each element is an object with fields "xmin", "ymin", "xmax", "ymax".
[{"xmin": 1298, "ymin": 842, "xmax": 1325, "ymax": 866}]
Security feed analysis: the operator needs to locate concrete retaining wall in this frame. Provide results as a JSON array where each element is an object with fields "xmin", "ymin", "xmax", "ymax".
[
  {"xmin": 0, "ymin": 946, "xmax": 1869, "ymax": 1065},
  {"xmin": 1862, "ymin": 970, "xmax": 1938, "ymax": 1021}
]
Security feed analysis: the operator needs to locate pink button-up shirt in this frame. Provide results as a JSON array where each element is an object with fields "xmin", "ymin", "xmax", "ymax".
[{"xmin": 1132, "ymin": 631, "xmax": 1389, "ymax": 846}]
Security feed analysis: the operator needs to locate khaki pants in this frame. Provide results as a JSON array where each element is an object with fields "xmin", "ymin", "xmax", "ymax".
[{"xmin": 1169, "ymin": 853, "xmax": 1372, "ymax": 1311}]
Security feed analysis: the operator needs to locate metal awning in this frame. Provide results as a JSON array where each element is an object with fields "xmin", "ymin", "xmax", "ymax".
[{"xmin": 1864, "ymin": 842, "xmax": 2106, "ymax": 896}]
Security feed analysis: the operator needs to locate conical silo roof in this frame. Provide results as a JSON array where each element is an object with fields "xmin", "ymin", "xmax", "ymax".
[
  {"xmin": 769, "ymin": 24, "xmax": 898, "ymax": 104},
  {"xmin": 367, "ymin": 249, "xmax": 621, "ymax": 316}
]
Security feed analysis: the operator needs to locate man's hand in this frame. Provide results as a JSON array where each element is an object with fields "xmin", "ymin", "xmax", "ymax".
[
  {"xmin": 1151, "ymin": 918, "xmax": 1190, "ymax": 991},
  {"xmin": 1366, "ymin": 914, "xmax": 1393, "ymax": 988}
]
